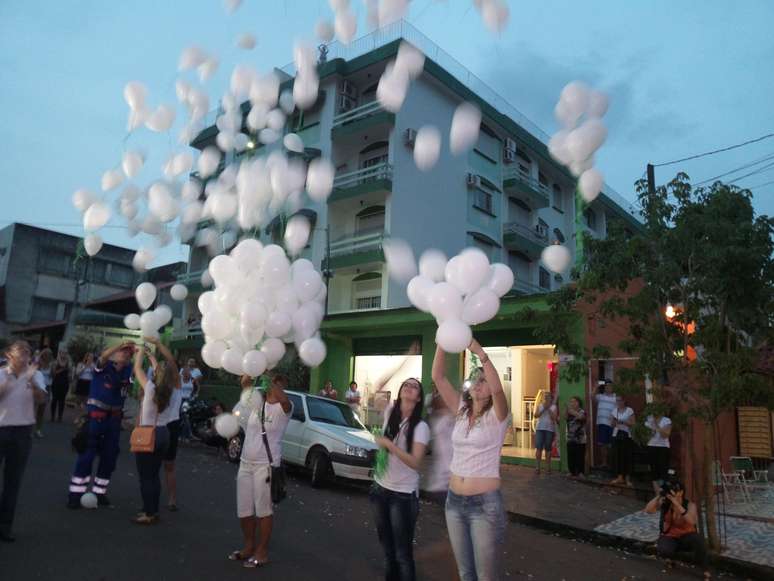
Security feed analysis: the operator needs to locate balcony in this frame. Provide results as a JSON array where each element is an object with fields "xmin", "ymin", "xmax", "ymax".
[
  {"xmin": 325, "ymin": 230, "xmax": 385, "ymax": 270},
  {"xmin": 331, "ymin": 101, "xmax": 394, "ymax": 139},
  {"xmin": 503, "ymin": 166, "xmax": 550, "ymax": 209},
  {"xmin": 511, "ymin": 279, "xmax": 549, "ymax": 296},
  {"xmin": 329, "ymin": 163, "xmax": 393, "ymax": 202},
  {"xmin": 502, "ymin": 222, "xmax": 549, "ymax": 259}
]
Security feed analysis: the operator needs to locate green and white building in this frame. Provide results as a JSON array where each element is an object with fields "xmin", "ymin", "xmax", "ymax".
[{"xmin": 174, "ymin": 21, "xmax": 641, "ymax": 468}]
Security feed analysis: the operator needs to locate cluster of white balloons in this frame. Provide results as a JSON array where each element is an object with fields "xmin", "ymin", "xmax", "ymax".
[
  {"xmin": 474, "ymin": 0, "xmax": 510, "ymax": 33},
  {"xmin": 197, "ymin": 238, "xmax": 328, "ymax": 377},
  {"xmin": 385, "ymin": 242, "xmax": 514, "ymax": 352},
  {"xmin": 549, "ymin": 81, "xmax": 609, "ymax": 203},
  {"xmin": 123, "ymin": 281, "xmax": 188, "ymax": 338}
]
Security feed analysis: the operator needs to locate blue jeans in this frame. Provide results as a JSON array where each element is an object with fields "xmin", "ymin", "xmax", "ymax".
[
  {"xmin": 134, "ymin": 426, "xmax": 169, "ymax": 516},
  {"xmin": 369, "ymin": 483, "xmax": 419, "ymax": 581},
  {"xmin": 445, "ymin": 489, "xmax": 506, "ymax": 581}
]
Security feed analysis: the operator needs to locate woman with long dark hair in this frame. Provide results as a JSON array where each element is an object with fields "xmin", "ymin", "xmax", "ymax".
[
  {"xmin": 132, "ymin": 336, "xmax": 177, "ymax": 524},
  {"xmin": 433, "ymin": 337, "xmax": 510, "ymax": 581},
  {"xmin": 50, "ymin": 349, "xmax": 71, "ymax": 423},
  {"xmin": 370, "ymin": 376, "xmax": 429, "ymax": 581}
]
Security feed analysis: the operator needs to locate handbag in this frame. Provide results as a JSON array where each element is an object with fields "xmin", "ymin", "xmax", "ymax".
[
  {"xmin": 260, "ymin": 397, "xmax": 287, "ymax": 504},
  {"xmin": 130, "ymin": 386, "xmax": 157, "ymax": 454}
]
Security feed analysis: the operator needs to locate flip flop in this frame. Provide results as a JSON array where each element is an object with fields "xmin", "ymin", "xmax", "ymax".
[
  {"xmin": 228, "ymin": 550, "xmax": 249, "ymax": 561},
  {"xmin": 243, "ymin": 556, "xmax": 269, "ymax": 568}
]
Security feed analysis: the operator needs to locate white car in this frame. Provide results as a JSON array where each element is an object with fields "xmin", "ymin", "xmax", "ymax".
[{"xmin": 229, "ymin": 390, "xmax": 379, "ymax": 487}]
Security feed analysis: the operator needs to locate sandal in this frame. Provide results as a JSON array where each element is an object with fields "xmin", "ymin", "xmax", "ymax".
[
  {"xmin": 243, "ymin": 556, "xmax": 268, "ymax": 568},
  {"xmin": 228, "ymin": 550, "xmax": 250, "ymax": 561}
]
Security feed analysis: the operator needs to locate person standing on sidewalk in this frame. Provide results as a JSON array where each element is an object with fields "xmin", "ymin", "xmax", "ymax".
[
  {"xmin": 594, "ymin": 381, "xmax": 616, "ymax": 469},
  {"xmin": 67, "ymin": 342, "xmax": 135, "ymax": 509},
  {"xmin": 73, "ymin": 353, "xmax": 95, "ymax": 410},
  {"xmin": 610, "ymin": 396, "xmax": 636, "ymax": 487},
  {"xmin": 319, "ymin": 379, "xmax": 338, "ymax": 400},
  {"xmin": 0, "ymin": 341, "xmax": 47, "ymax": 542},
  {"xmin": 534, "ymin": 392, "xmax": 558, "ymax": 475},
  {"xmin": 370, "ymin": 376, "xmax": 429, "ymax": 581},
  {"xmin": 131, "ymin": 337, "xmax": 176, "ymax": 524},
  {"xmin": 645, "ymin": 410, "xmax": 672, "ymax": 495},
  {"xmin": 50, "ymin": 349, "xmax": 71, "ymax": 423},
  {"xmin": 433, "ymin": 338, "xmax": 510, "ymax": 581},
  {"xmin": 345, "ymin": 381, "xmax": 362, "ymax": 415},
  {"xmin": 178, "ymin": 358, "xmax": 202, "ymax": 441},
  {"xmin": 566, "ymin": 396, "xmax": 587, "ymax": 478},
  {"xmin": 34, "ymin": 348, "xmax": 53, "ymax": 438}
]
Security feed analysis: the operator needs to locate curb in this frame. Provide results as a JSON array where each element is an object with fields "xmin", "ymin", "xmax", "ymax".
[{"xmin": 505, "ymin": 509, "xmax": 774, "ymax": 581}]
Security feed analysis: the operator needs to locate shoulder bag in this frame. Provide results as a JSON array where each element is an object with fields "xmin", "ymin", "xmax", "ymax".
[
  {"xmin": 260, "ymin": 397, "xmax": 287, "ymax": 504},
  {"xmin": 130, "ymin": 386, "xmax": 157, "ymax": 453}
]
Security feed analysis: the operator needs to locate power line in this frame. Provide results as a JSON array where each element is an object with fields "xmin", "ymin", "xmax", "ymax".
[
  {"xmin": 741, "ymin": 178, "xmax": 774, "ymax": 190},
  {"xmin": 729, "ymin": 160, "xmax": 774, "ymax": 185},
  {"xmin": 695, "ymin": 151, "xmax": 774, "ymax": 185},
  {"xmin": 653, "ymin": 131, "xmax": 774, "ymax": 168}
]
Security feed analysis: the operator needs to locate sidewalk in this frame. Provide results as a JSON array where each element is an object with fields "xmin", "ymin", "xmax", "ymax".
[{"xmin": 499, "ymin": 464, "xmax": 774, "ymax": 575}]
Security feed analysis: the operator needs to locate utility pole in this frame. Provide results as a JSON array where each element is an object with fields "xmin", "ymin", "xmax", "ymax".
[
  {"xmin": 323, "ymin": 225, "xmax": 332, "ymax": 317},
  {"xmin": 647, "ymin": 163, "xmax": 656, "ymax": 196}
]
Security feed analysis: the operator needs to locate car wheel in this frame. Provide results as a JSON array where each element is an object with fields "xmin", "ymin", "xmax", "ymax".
[
  {"xmin": 309, "ymin": 450, "xmax": 331, "ymax": 488},
  {"xmin": 227, "ymin": 433, "xmax": 243, "ymax": 464}
]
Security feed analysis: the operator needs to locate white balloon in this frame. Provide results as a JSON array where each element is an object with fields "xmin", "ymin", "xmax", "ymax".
[
  {"xmin": 80, "ymin": 492, "xmax": 98, "ymax": 509},
  {"xmin": 266, "ymin": 108, "xmax": 286, "ymax": 132},
  {"xmin": 209, "ymin": 255, "xmax": 239, "ymax": 287},
  {"xmin": 279, "ymin": 89, "xmax": 295, "ymax": 115},
  {"xmin": 198, "ymin": 147, "xmax": 221, "ymax": 179},
  {"xmin": 407, "ymin": 275, "xmax": 434, "ymax": 312},
  {"xmin": 334, "ymin": 9, "xmax": 357, "ymax": 44},
  {"xmin": 293, "ymin": 73, "xmax": 319, "ymax": 110},
  {"xmin": 214, "ymin": 413, "xmax": 240, "ymax": 438},
  {"xmin": 292, "ymin": 305, "xmax": 320, "ymax": 343},
  {"xmin": 124, "ymin": 313, "xmax": 140, "ymax": 330},
  {"xmin": 145, "ymin": 105, "xmax": 176, "ymax": 133},
  {"xmin": 123, "ymin": 81, "xmax": 147, "ymax": 110},
  {"xmin": 181, "ymin": 202, "xmax": 202, "ymax": 225},
  {"xmin": 384, "ymin": 238, "xmax": 417, "ymax": 282},
  {"xmin": 291, "ymin": 258, "xmax": 315, "ymax": 278},
  {"xmin": 328, "ymin": 0, "xmax": 349, "ymax": 10},
  {"xmin": 231, "ymin": 238, "xmax": 264, "ymax": 272},
  {"xmin": 444, "ymin": 255, "xmax": 464, "ymax": 293},
  {"xmin": 579, "ymin": 168, "xmax": 603, "ymax": 203},
  {"xmin": 566, "ymin": 119, "xmax": 607, "ymax": 163},
  {"xmin": 202, "ymin": 340, "xmax": 227, "ymax": 369},
  {"xmin": 242, "ymin": 350, "xmax": 267, "ymax": 377},
  {"xmin": 293, "ymin": 269, "xmax": 322, "ymax": 302},
  {"xmin": 241, "ymin": 301, "xmax": 267, "ymax": 328},
  {"xmin": 72, "ymin": 189, "xmax": 95, "ymax": 212},
  {"xmin": 587, "ymin": 90, "xmax": 610, "ymax": 119},
  {"xmin": 140, "ymin": 311, "xmax": 160, "ymax": 335},
  {"xmin": 260, "ymin": 337, "xmax": 286, "ymax": 365},
  {"xmin": 84, "ymin": 234, "xmax": 102, "ymax": 257},
  {"xmin": 450, "ymin": 102, "xmax": 481, "ymax": 155},
  {"xmin": 262, "ymin": 253, "xmax": 291, "ymax": 288},
  {"xmin": 548, "ymin": 130, "xmax": 573, "ymax": 166},
  {"xmin": 221, "ymin": 347, "xmax": 245, "ymax": 375},
  {"xmin": 486, "ymin": 263, "xmax": 514, "ymax": 298},
  {"xmin": 456, "ymin": 248, "xmax": 491, "ymax": 295},
  {"xmin": 542, "ymin": 244, "xmax": 572, "ymax": 274},
  {"xmin": 250, "ymin": 72, "xmax": 280, "ymax": 107},
  {"xmin": 198, "ymin": 291, "xmax": 216, "ymax": 315},
  {"xmin": 135, "ymin": 282, "xmax": 157, "ymax": 310},
  {"xmin": 201, "ymin": 311, "xmax": 234, "ymax": 341},
  {"xmin": 395, "ymin": 41, "xmax": 425, "ymax": 79},
  {"xmin": 122, "ymin": 151, "xmax": 144, "ymax": 178},
  {"xmin": 170, "ymin": 284, "xmax": 188, "ymax": 301},
  {"xmin": 154, "ymin": 305, "xmax": 173, "ymax": 327},
  {"xmin": 236, "ymin": 32, "xmax": 256, "ymax": 50},
  {"xmin": 178, "ymin": 45, "xmax": 206, "ymax": 71},
  {"xmin": 306, "ymin": 158, "xmax": 335, "ymax": 201},
  {"xmin": 127, "ymin": 107, "xmax": 148, "ymax": 132},
  {"xmin": 198, "ymin": 56, "xmax": 219, "ymax": 83},
  {"xmin": 83, "ymin": 201, "xmax": 111, "ymax": 231},
  {"xmin": 265, "ymin": 311, "xmax": 292, "ymax": 338},
  {"xmin": 284, "ymin": 215, "xmax": 311, "ymax": 256},
  {"xmin": 148, "ymin": 182, "xmax": 179, "ymax": 223},
  {"xmin": 224, "ymin": 0, "xmax": 242, "ymax": 14},
  {"xmin": 436, "ymin": 319, "xmax": 472, "ymax": 353},
  {"xmin": 428, "ymin": 282, "xmax": 464, "ymax": 322},
  {"xmin": 480, "ymin": 0, "xmax": 510, "ymax": 33},
  {"xmin": 414, "ymin": 125, "xmax": 441, "ymax": 171},
  {"xmin": 569, "ymin": 156, "xmax": 595, "ymax": 178},
  {"xmin": 377, "ymin": 64, "xmax": 409, "ymax": 113},
  {"xmin": 315, "ymin": 19, "xmax": 335, "ymax": 42},
  {"xmin": 461, "ymin": 288, "xmax": 500, "ymax": 325},
  {"xmin": 418, "ymin": 249, "xmax": 447, "ymax": 282},
  {"xmin": 274, "ymin": 286, "xmax": 300, "ymax": 316},
  {"xmin": 132, "ymin": 248, "xmax": 155, "ymax": 273},
  {"xmin": 283, "ymin": 132, "xmax": 304, "ymax": 153},
  {"xmin": 299, "ymin": 337, "xmax": 326, "ymax": 367},
  {"xmin": 259, "ymin": 128, "xmax": 280, "ymax": 144},
  {"xmin": 181, "ymin": 180, "xmax": 202, "ymax": 202},
  {"xmin": 558, "ymin": 81, "xmax": 590, "ymax": 128},
  {"xmin": 101, "ymin": 169, "xmax": 124, "ymax": 192},
  {"xmin": 202, "ymin": 270, "xmax": 214, "ymax": 288}
]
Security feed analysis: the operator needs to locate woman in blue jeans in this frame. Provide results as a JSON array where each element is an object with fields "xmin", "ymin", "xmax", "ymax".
[
  {"xmin": 433, "ymin": 338, "xmax": 510, "ymax": 581},
  {"xmin": 132, "ymin": 337, "xmax": 177, "ymax": 525},
  {"xmin": 370, "ymin": 376, "xmax": 429, "ymax": 581}
]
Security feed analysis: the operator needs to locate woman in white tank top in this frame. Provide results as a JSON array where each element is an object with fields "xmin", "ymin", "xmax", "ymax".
[{"xmin": 432, "ymin": 337, "xmax": 510, "ymax": 581}]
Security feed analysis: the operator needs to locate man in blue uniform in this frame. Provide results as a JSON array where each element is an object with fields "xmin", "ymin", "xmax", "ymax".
[{"xmin": 67, "ymin": 342, "xmax": 136, "ymax": 509}]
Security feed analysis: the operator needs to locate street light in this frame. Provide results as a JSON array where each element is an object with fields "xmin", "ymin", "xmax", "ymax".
[{"xmin": 665, "ymin": 304, "xmax": 676, "ymax": 319}]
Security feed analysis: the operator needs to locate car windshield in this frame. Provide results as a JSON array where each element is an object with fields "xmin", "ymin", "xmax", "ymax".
[{"xmin": 306, "ymin": 397, "xmax": 366, "ymax": 430}]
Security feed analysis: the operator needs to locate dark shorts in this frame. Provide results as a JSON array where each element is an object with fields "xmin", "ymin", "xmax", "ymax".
[
  {"xmin": 164, "ymin": 420, "xmax": 181, "ymax": 462},
  {"xmin": 597, "ymin": 424, "xmax": 613, "ymax": 445},
  {"xmin": 649, "ymin": 446, "xmax": 671, "ymax": 482},
  {"xmin": 535, "ymin": 429, "xmax": 555, "ymax": 451}
]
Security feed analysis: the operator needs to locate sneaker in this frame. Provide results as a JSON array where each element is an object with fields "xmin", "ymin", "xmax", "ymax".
[{"xmin": 96, "ymin": 494, "xmax": 113, "ymax": 508}]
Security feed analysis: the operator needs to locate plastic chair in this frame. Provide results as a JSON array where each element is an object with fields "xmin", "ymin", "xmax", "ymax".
[{"xmin": 714, "ymin": 461, "xmax": 750, "ymax": 503}]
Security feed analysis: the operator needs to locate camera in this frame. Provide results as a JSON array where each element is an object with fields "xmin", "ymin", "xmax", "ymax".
[{"xmin": 659, "ymin": 469, "xmax": 681, "ymax": 499}]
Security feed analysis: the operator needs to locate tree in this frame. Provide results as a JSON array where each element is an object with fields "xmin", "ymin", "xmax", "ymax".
[{"xmin": 539, "ymin": 174, "xmax": 774, "ymax": 550}]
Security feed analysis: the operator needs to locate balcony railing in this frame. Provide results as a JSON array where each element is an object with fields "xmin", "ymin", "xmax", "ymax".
[
  {"xmin": 512, "ymin": 280, "xmax": 549, "ymax": 295},
  {"xmin": 503, "ymin": 222, "xmax": 549, "ymax": 244},
  {"xmin": 177, "ymin": 269, "xmax": 205, "ymax": 285},
  {"xmin": 332, "ymin": 100, "xmax": 387, "ymax": 128},
  {"xmin": 329, "ymin": 230, "xmax": 385, "ymax": 258},
  {"xmin": 503, "ymin": 166, "xmax": 551, "ymax": 198},
  {"xmin": 333, "ymin": 162, "xmax": 393, "ymax": 190}
]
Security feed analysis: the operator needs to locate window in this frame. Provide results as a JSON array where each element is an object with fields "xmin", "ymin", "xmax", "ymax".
[
  {"xmin": 473, "ymin": 189, "xmax": 493, "ymax": 214},
  {"xmin": 584, "ymin": 208, "xmax": 597, "ymax": 230},
  {"xmin": 89, "ymin": 260, "xmax": 107, "ymax": 284},
  {"xmin": 553, "ymin": 228, "xmax": 566, "ymax": 244},
  {"xmin": 515, "ymin": 148, "xmax": 531, "ymax": 175},
  {"xmin": 537, "ymin": 219, "xmax": 549, "ymax": 239},
  {"xmin": 352, "ymin": 272, "xmax": 381, "ymax": 311},
  {"xmin": 539, "ymin": 267, "xmax": 551, "ymax": 290},
  {"xmin": 552, "ymin": 185, "xmax": 563, "ymax": 212},
  {"xmin": 110, "ymin": 264, "xmax": 134, "ymax": 287},
  {"xmin": 508, "ymin": 197, "xmax": 531, "ymax": 226},
  {"xmin": 288, "ymin": 394, "xmax": 305, "ymax": 422},
  {"xmin": 356, "ymin": 206, "xmax": 385, "ymax": 235},
  {"xmin": 508, "ymin": 251, "xmax": 530, "ymax": 281},
  {"xmin": 31, "ymin": 297, "xmax": 60, "ymax": 322},
  {"xmin": 307, "ymin": 397, "xmax": 365, "ymax": 429},
  {"xmin": 538, "ymin": 172, "xmax": 549, "ymax": 192},
  {"xmin": 39, "ymin": 249, "xmax": 71, "ymax": 277}
]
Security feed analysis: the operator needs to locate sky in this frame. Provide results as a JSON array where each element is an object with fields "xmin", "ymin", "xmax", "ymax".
[{"xmin": 2, "ymin": 0, "xmax": 773, "ymax": 266}]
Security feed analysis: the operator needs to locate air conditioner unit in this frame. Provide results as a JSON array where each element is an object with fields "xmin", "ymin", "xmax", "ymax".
[
  {"xmin": 404, "ymin": 128, "xmax": 417, "ymax": 148},
  {"xmin": 535, "ymin": 223, "xmax": 548, "ymax": 237},
  {"xmin": 337, "ymin": 94, "xmax": 356, "ymax": 113},
  {"xmin": 466, "ymin": 173, "xmax": 481, "ymax": 188},
  {"xmin": 340, "ymin": 80, "xmax": 359, "ymax": 99},
  {"xmin": 505, "ymin": 137, "xmax": 516, "ymax": 152},
  {"xmin": 503, "ymin": 149, "xmax": 516, "ymax": 164}
]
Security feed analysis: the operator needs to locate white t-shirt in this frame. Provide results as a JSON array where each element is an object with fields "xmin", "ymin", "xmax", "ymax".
[
  {"xmin": 376, "ymin": 403, "xmax": 430, "ymax": 494},
  {"xmin": 159, "ymin": 387, "xmax": 183, "ymax": 425},
  {"xmin": 535, "ymin": 404, "xmax": 557, "ymax": 432},
  {"xmin": 646, "ymin": 415, "xmax": 672, "ymax": 447},
  {"xmin": 449, "ymin": 400, "xmax": 511, "ymax": 479},
  {"xmin": 180, "ymin": 367, "xmax": 202, "ymax": 400},
  {"xmin": 595, "ymin": 393, "xmax": 617, "ymax": 426},
  {"xmin": 241, "ymin": 391, "xmax": 292, "ymax": 466},
  {"xmin": 611, "ymin": 406, "xmax": 634, "ymax": 437},
  {"xmin": 139, "ymin": 381, "xmax": 169, "ymax": 427},
  {"xmin": 77, "ymin": 363, "xmax": 94, "ymax": 381},
  {"xmin": 345, "ymin": 388, "xmax": 361, "ymax": 411},
  {"xmin": 0, "ymin": 368, "xmax": 46, "ymax": 427}
]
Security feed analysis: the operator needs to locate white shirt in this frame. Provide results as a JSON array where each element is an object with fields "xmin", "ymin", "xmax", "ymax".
[
  {"xmin": 159, "ymin": 386, "xmax": 183, "ymax": 425},
  {"xmin": 345, "ymin": 388, "xmax": 361, "ymax": 411},
  {"xmin": 595, "ymin": 393, "xmax": 617, "ymax": 426},
  {"xmin": 449, "ymin": 400, "xmax": 511, "ymax": 479},
  {"xmin": 646, "ymin": 415, "xmax": 672, "ymax": 448},
  {"xmin": 535, "ymin": 404, "xmax": 557, "ymax": 432},
  {"xmin": 0, "ymin": 368, "xmax": 46, "ymax": 427},
  {"xmin": 376, "ymin": 404, "xmax": 430, "ymax": 494},
  {"xmin": 241, "ymin": 391, "xmax": 292, "ymax": 466},
  {"xmin": 611, "ymin": 406, "xmax": 634, "ymax": 437},
  {"xmin": 180, "ymin": 367, "xmax": 202, "ymax": 400},
  {"xmin": 139, "ymin": 381, "xmax": 166, "ymax": 427},
  {"xmin": 76, "ymin": 363, "xmax": 94, "ymax": 381},
  {"xmin": 423, "ymin": 411, "xmax": 455, "ymax": 493}
]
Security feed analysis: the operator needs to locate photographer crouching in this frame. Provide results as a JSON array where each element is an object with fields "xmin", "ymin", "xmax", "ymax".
[{"xmin": 644, "ymin": 471, "xmax": 709, "ymax": 577}]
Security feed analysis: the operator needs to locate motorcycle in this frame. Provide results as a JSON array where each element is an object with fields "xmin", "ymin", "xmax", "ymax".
[{"xmin": 181, "ymin": 397, "xmax": 214, "ymax": 441}]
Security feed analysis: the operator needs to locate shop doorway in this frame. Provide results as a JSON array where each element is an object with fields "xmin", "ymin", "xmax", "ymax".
[{"xmin": 352, "ymin": 354, "xmax": 423, "ymax": 427}]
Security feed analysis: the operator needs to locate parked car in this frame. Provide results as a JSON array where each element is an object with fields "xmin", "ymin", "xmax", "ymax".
[{"xmin": 228, "ymin": 390, "xmax": 378, "ymax": 487}]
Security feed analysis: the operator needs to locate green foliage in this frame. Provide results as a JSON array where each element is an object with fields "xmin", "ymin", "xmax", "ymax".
[{"xmin": 67, "ymin": 334, "xmax": 98, "ymax": 364}]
